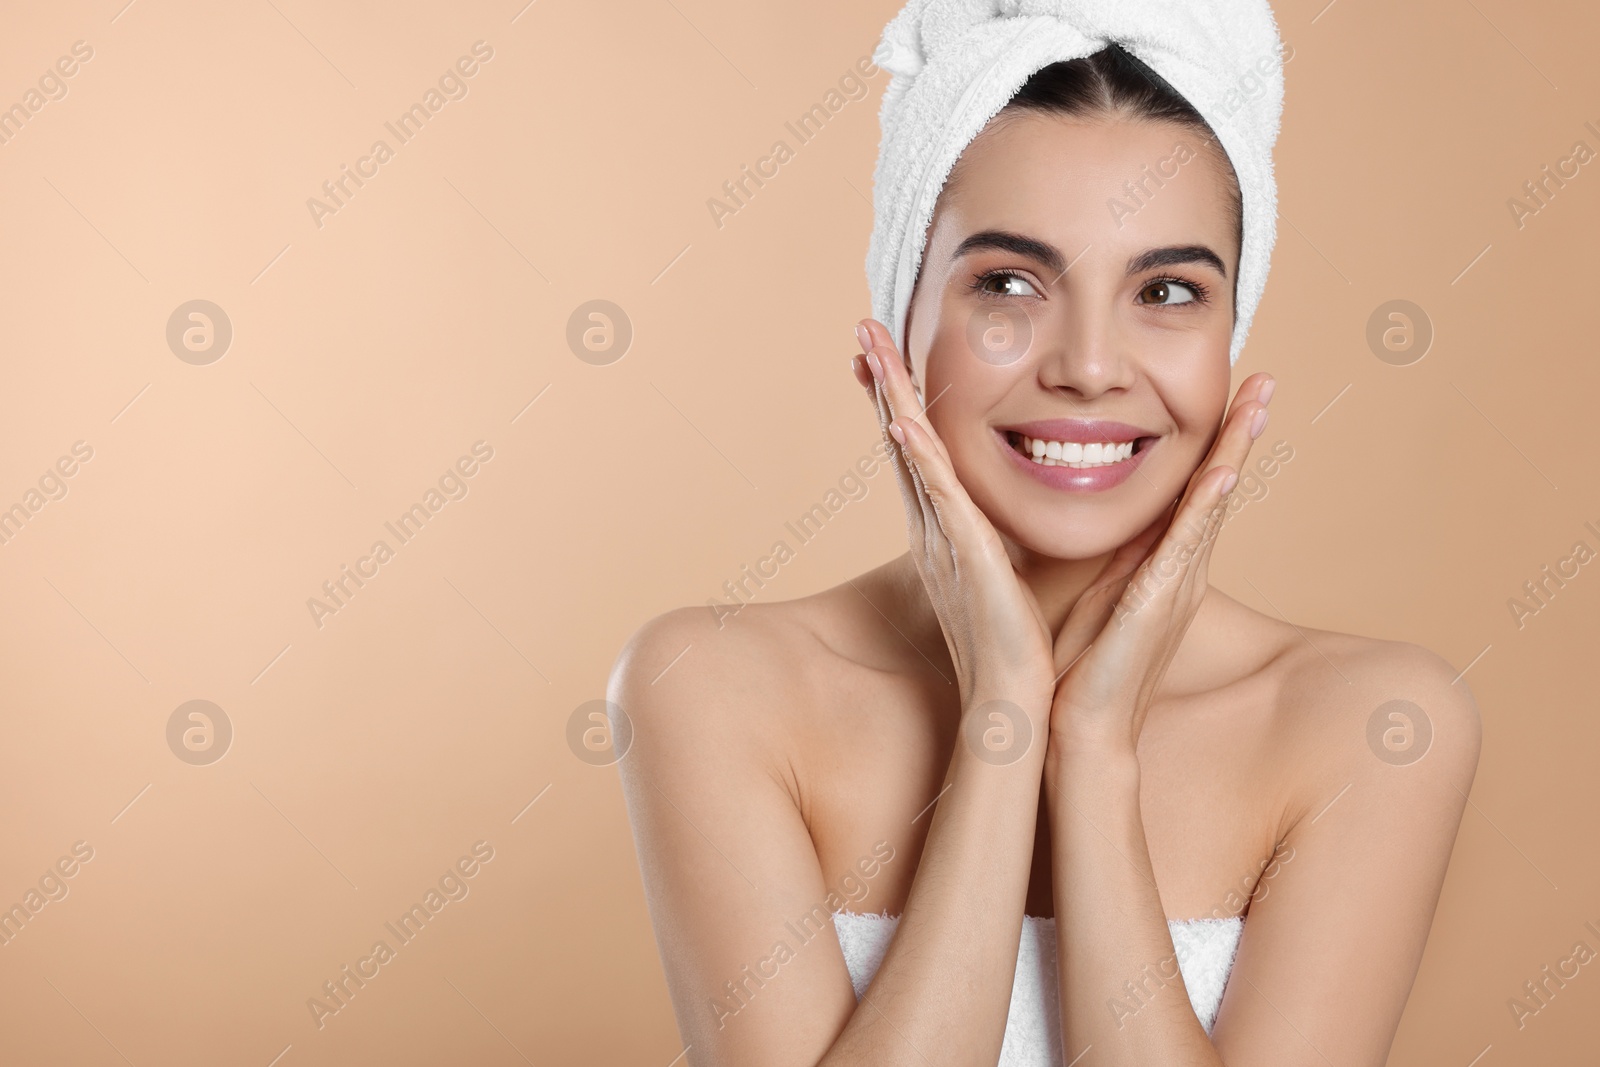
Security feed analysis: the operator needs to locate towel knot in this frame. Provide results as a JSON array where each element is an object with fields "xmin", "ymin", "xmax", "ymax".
[
  {"xmin": 865, "ymin": 0, "xmax": 1286, "ymax": 367},
  {"xmin": 872, "ymin": 33, "xmax": 925, "ymax": 79}
]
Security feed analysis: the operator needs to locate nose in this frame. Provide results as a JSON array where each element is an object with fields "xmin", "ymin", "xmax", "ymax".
[{"xmin": 1033, "ymin": 301, "xmax": 1134, "ymax": 401}]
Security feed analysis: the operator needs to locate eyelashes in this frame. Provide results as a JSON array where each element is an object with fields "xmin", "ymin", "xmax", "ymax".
[
  {"xmin": 968, "ymin": 268, "xmax": 1041, "ymax": 299},
  {"xmin": 966, "ymin": 268, "xmax": 1212, "ymax": 306},
  {"xmin": 1140, "ymin": 274, "xmax": 1211, "ymax": 305}
]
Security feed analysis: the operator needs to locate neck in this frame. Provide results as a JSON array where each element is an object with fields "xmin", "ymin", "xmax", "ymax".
[
  {"xmin": 880, "ymin": 540, "xmax": 1119, "ymax": 672},
  {"xmin": 1005, "ymin": 539, "xmax": 1119, "ymax": 635}
]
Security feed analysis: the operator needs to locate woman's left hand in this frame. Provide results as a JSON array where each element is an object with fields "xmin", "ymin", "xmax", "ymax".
[{"xmin": 1045, "ymin": 372, "xmax": 1275, "ymax": 761}]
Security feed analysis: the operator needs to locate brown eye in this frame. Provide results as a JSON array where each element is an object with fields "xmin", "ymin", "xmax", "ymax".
[
  {"xmin": 1138, "ymin": 279, "xmax": 1198, "ymax": 305},
  {"xmin": 978, "ymin": 272, "xmax": 1039, "ymax": 297}
]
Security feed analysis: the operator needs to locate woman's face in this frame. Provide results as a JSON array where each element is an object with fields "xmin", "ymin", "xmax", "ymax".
[{"xmin": 904, "ymin": 111, "xmax": 1239, "ymax": 561}]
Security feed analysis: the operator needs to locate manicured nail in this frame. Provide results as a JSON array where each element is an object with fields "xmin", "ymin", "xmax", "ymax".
[
  {"xmin": 855, "ymin": 324, "xmax": 872, "ymax": 354},
  {"xmin": 1220, "ymin": 469, "xmax": 1239, "ymax": 495},
  {"xmin": 1258, "ymin": 377, "xmax": 1275, "ymax": 405},
  {"xmin": 1249, "ymin": 407, "xmax": 1268, "ymax": 439},
  {"xmin": 866, "ymin": 350, "xmax": 884, "ymax": 380},
  {"xmin": 889, "ymin": 420, "xmax": 906, "ymax": 444}
]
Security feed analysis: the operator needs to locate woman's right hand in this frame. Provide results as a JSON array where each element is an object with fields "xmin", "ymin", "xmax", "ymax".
[{"xmin": 852, "ymin": 318, "xmax": 1058, "ymax": 716}]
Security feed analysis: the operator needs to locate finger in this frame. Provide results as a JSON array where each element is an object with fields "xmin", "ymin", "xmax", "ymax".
[
  {"xmin": 849, "ymin": 353, "xmax": 873, "ymax": 392},
  {"xmin": 1182, "ymin": 372, "xmax": 1273, "ymax": 504},
  {"xmin": 1162, "ymin": 372, "xmax": 1272, "ymax": 564},
  {"xmin": 860, "ymin": 319, "xmax": 1033, "ymax": 600},
  {"xmin": 1190, "ymin": 373, "xmax": 1274, "ymax": 534},
  {"xmin": 1051, "ymin": 498, "xmax": 1176, "ymax": 672},
  {"xmin": 859, "ymin": 322, "xmax": 1002, "ymax": 566},
  {"xmin": 889, "ymin": 412, "xmax": 1003, "ymax": 574},
  {"xmin": 1051, "ymin": 377, "xmax": 1274, "ymax": 675},
  {"xmin": 1144, "ymin": 399, "xmax": 1263, "ymax": 610},
  {"xmin": 855, "ymin": 325, "xmax": 929, "ymax": 547},
  {"xmin": 860, "ymin": 319, "xmax": 948, "ymax": 552},
  {"xmin": 1112, "ymin": 375, "xmax": 1273, "ymax": 629},
  {"xmin": 861, "ymin": 318, "xmax": 953, "ymax": 468},
  {"xmin": 850, "ymin": 349, "xmax": 918, "ymax": 513}
]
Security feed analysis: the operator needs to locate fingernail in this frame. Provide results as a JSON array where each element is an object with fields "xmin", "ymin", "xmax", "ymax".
[
  {"xmin": 1249, "ymin": 407, "xmax": 1268, "ymax": 439},
  {"xmin": 1220, "ymin": 469, "xmax": 1239, "ymax": 495},
  {"xmin": 855, "ymin": 324, "xmax": 872, "ymax": 354},
  {"xmin": 866, "ymin": 350, "xmax": 884, "ymax": 380},
  {"xmin": 889, "ymin": 420, "xmax": 906, "ymax": 444},
  {"xmin": 1258, "ymin": 377, "xmax": 1276, "ymax": 405}
]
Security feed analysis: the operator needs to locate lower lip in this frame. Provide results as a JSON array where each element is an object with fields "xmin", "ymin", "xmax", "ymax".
[{"xmin": 995, "ymin": 430, "xmax": 1155, "ymax": 492}]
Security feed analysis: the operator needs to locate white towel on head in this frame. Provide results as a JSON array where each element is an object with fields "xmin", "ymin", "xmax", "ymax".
[{"xmin": 865, "ymin": 0, "xmax": 1285, "ymax": 366}]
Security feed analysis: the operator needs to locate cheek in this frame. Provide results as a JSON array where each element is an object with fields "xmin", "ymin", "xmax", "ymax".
[
  {"xmin": 928, "ymin": 392, "xmax": 1000, "ymax": 471},
  {"xmin": 920, "ymin": 297, "xmax": 1032, "ymax": 397},
  {"xmin": 909, "ymin": 279, "xmax": 993, "ymax": 398},
  {"xmin": 1173, "ymin": 382, "xmax": 1228, "ymax": 435},
  {"xmin": 1153, "ymin": 371, "xmax": 1232, "ymax": 474},
  {"xmin": 922, "ymin": 342, "xmax": 1018, "ymax": 449}
]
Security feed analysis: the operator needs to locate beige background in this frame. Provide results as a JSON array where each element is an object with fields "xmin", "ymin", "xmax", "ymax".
[{"xmin": 0, "ymin": 0, "xmax": 1595, "ymax": 1063}]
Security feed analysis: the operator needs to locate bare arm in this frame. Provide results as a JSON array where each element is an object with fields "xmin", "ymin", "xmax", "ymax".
[
  {"xmin": 611, "ymin": 608, "xmax": 1052, "ymax": 1067},
  {"xmin": 612, "ymin": 319, "xmax": 1069, "ymax": 1065},
  {"xmin": 1205, "ymin": 645, "xmax": 1481, "ymax": 1065},
  {"xmin": 1048, "ymin": 646, "xmax": 1480, "ymax": 1065},
  {"xmin": 1034, "ymin": 366, "xmax": 1481, "ymax": 1061}
]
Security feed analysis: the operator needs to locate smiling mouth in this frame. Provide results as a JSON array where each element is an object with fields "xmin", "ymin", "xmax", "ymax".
[{"xmin": 1005, "ymin": 431, "xmax": 1157, "ymax": 468}]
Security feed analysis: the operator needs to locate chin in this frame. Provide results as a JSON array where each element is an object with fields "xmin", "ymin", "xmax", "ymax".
[
  {"xmin": 965, "ymin": 473, "xmax": 1163, "ymax": 561},
  {"xmin": 992, "ymin": 511, "xmax": 1150, "ymax": 562}
]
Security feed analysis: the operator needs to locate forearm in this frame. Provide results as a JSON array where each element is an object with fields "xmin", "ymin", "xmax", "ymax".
[
  {"xmin": 822, "ymin": 692, "xmax": 1048, "ymax": 1066},
  {"xmin": 1048, "ymin": 744, "xmax": 1223, "ymax": 1066}
]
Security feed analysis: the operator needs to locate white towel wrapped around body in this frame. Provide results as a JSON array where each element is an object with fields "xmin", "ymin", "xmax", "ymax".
[{"xmin": 866, "ymin": 0, "xmax": 1286, "ymax": 366}]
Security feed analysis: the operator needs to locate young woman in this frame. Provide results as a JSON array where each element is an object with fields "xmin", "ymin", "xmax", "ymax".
[{"xmin": 611, "ymin": 43, "xmax": 1480, "ymax": 1067}]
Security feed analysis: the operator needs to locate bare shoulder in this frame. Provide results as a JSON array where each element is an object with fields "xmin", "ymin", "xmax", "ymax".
[
  {"xmin": 1269, "ymin": 621, "xmax": 1484, "ymax": 831},
  {"xmin": 1275, "ymin": 627, "xmax": 1484, "ymax": 759},
  {"xmin": 606, "ymin": 598, "xmax": 843, "ymax": 785}
]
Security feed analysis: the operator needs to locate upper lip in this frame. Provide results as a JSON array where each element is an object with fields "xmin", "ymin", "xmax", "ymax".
[{"xmin": 999, "ymin": 419, "xmax": 1159, "ymax": 443}]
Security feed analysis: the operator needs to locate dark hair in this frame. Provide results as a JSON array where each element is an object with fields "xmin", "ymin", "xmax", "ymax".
[{"xmin": 962, "ymin": 44, "xmax": 1243, "ymax": 293}]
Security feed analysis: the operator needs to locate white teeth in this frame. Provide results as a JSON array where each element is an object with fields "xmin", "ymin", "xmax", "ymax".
[{"xmin": 1017, "ymin": 435, "xmax": 1140, "ymax": 468}]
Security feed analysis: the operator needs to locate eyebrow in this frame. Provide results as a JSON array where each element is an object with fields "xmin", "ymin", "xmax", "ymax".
[{"xmin": 952, "ymin": 229, "xmax": 1229, "ymax": 281}]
